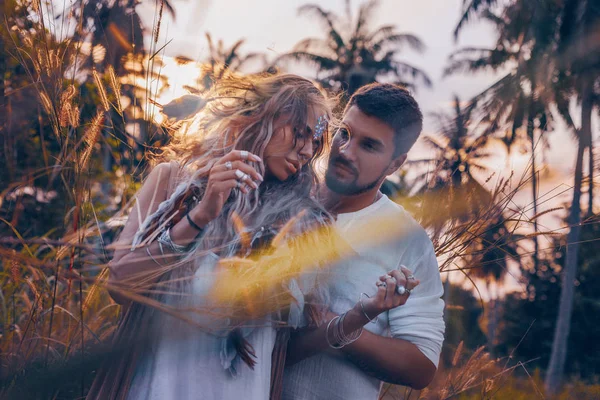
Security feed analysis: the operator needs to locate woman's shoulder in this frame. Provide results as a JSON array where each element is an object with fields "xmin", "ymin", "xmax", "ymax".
[{"xmin": 147, "ymin": 161, "xmax": 191, "ymax": 196}]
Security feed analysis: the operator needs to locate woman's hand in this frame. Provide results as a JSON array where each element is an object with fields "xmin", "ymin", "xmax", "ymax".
[
  {"xmin": 361, "ymin": 265, "xmax": 420, "ymax": 319},
  {"xmin": 191, "ymin": 150, "xmax": 264, "ymax": 225}
]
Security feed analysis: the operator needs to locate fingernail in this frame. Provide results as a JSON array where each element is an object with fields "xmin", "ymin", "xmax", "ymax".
[
  {"xmin": 252, "ymin": 154, "xmax": 262, "ymax": 162},
  {"xmin": 251, "ymin": 181, "xmax": 259, "ymax": 189},
  {"xmin": 256, "ymin": 173, "xmax": 264, "ymax": 181}
]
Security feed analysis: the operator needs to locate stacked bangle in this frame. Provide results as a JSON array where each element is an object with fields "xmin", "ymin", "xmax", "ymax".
[
  {"xmin": 359, "ymin": 292, "xmax": 378, "ymax": 324},
  {"xmin": 326, "ymin": 312, "xmax": 363, "ymax": 349},
  {"xmin": 158, "ymin": 228, "xmax": 191, "ymax": 253}
]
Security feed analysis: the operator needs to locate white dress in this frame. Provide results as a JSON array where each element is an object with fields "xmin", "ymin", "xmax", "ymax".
[{"xmin": 127, "ymin": 252, "xmax": 277, "ymax": 400}]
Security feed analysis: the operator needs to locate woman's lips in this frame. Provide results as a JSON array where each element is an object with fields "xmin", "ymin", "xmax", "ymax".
[{"xmin": 286, "ymin": 160, "xmax": 299, "ymax": 174}]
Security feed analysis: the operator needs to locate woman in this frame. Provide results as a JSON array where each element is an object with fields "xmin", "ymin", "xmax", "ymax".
[{"xmin": 87, "ymin": 73, "xmax": 334, "ymax": 400}]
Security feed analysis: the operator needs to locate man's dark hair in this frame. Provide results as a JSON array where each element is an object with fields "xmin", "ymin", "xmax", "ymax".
[{"xmin": 344, "ymin": 83, "xmax": 423, "ymax": 156}]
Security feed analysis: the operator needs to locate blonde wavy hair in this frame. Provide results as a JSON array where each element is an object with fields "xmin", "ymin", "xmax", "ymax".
[{"xmin": 135, "ymin": 73, "xmax": 336, "ymax": 256}]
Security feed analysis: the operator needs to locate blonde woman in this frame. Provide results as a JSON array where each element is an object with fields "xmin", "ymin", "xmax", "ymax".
[{"xmin": 87, "ymin": 74, "xmax": 334, "ymax": 400}]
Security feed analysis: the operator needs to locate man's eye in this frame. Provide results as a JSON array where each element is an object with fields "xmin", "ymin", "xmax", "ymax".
[{"xmin": 362, "ymin": 142, "xmax": 375, "ymax": 150}]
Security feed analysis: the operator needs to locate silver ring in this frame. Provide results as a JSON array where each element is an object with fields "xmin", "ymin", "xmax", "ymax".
[
  {"xmin": 225, "ymin": 161, "xmax": 233, "ymax": 170},
  {"xmin": 376, "ymin": 281, "xmax": 387, "ymax": 288},
  {"xmin": 396, "ymin": 285, "xmax": 407, "ymax": 295},
  {"xmin": 240, "ymin": 150, "xmax": 248, "ymax": 160},
  {"xmin": 235, "ymin": 169, "xmax": 245, "ymax": 180},
  {"xmin": 407, "ymin": 275, "xmax": 416, "ymax": 280}
]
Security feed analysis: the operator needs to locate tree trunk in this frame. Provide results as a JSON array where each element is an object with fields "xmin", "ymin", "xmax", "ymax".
[
  {"xmin": 527, "ymin": 94, "xmax": 540, "ymax": 274},
  {"xmin": 487, "ymin": 298, "xmax": 498, "ymax": 356},
  {"xmin": 544, "ymin": 79, "xmax": 592, "ymax": 395},
  {"xmin": 587, "ymin": 140, "xmax": 594, "ymax": 216}
]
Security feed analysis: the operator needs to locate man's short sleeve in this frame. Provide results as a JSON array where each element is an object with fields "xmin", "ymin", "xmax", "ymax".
[{"xmin": 387, "ymin": 236, "xmax": 445, "ymax": 367}]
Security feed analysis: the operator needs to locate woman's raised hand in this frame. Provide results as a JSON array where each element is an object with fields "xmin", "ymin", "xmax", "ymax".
[
  {"xmin": 192, "ymin": 150, "xmax": 264, "ymax": 224},
  {"xmin": 361, "ymin": 265, "xmax": 420, "ymax": 319}
]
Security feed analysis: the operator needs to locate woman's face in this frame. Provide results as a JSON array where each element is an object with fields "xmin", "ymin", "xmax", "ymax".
[{"xmin": 263, "ymin": 108, "xmax": 326, "ymax": 182}]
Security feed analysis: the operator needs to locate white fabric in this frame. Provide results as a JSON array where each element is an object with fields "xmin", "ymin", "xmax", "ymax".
[
  {"xmin": 127, "ymin": 252, "xmax": 276, "ymax": 400},
  {"xmin": 283, "ymin": 194, "xmax": 445, "ymax": 400}
]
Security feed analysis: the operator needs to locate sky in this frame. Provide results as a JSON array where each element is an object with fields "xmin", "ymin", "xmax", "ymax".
[{"xmin": 135, "ymin": 0, "xmax": 595, "ymax": 295}]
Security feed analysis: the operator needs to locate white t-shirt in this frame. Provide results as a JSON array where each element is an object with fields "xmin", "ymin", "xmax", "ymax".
[{"xmin": 283, "ymin": 194, "xmax": 445, "ymax": 400}]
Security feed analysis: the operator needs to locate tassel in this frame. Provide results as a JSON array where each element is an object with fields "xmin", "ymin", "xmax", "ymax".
[{"xmin": 230, "ymin": 328, "xmax": 257, "ymax": 369}]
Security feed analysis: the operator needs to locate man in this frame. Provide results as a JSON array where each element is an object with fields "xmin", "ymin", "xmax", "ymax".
[{"xmin": 281, "ymin": 83, "xmax": 445, "ymax": 399}]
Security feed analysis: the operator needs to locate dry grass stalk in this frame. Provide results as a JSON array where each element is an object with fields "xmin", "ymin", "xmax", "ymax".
[
  {"xmin": 107, "ymin": 65, "xmax": 123, "ymax": 115},
  {"xmin": 92, "ymin": 69, "xmax": 111, "ymax": 112},
  {"xmin": 154, "ymin": 0, "xmax": 165, "ymax": 44},
  {"xmin": 78, "ymin": 111, "xmax": 104, "ymax": 169}
]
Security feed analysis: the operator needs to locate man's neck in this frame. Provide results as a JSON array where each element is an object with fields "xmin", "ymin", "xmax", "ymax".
[{"xmin": 322, "ymin": 186, "xmax": 382, "ymax": 215}]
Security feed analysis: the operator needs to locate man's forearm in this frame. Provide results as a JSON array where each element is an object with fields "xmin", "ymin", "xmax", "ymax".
[{"xmin": 342, "ymin": 331, "xmax": 436, "ymax": 389}]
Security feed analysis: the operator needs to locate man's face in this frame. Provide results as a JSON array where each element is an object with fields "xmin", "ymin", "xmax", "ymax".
[{"xmin": 325, "ymin": 106, "xmax": 405, "ymax": 195}]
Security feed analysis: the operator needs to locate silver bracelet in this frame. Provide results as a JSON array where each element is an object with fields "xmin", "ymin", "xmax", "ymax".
[
  {"xmin": 326, "ymin": 315, "xmax": 343, "ymax": 349},
  {"xmin": 334, "ymin": 312, "xmax": 363, "ymax": 347},
  {"xmin": 146, "ymin": 247, "xmax": 163, "ymax": 266},
  {"xmin": 360, "ymin": 292, "xmax": 378, "ymax": 324},
  {"xmin": 158, "ymin": 228, "xmax": 189, "ymax": 253}
]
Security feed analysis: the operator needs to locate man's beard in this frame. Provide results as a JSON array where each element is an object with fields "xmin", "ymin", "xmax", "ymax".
[{"xmin": 325, "ymin": 165, "xmax": 385, "ymax": 196}]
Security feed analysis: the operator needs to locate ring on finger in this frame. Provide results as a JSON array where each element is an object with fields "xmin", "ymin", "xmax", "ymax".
[
  {"xmin": 376, "ymin": 281, "xmax": 387, "ymax": 288},
  {"xmin": 234, "ymin": 169, "xmax": 247, "ymax": 180},
  {"xmin": 407, "ymin": 274, "xmax": 416, "ymax": 280},
  {"xmin": 225, "ymin": 161, "xmax": 233, "ymax": 170},
  {"xmin": 240, "ymin": 150, "xmax": 249, "ymax": 160},
  {"xmin": 396, "ymin": 285, "xmax": 407, "ymax": 295}
]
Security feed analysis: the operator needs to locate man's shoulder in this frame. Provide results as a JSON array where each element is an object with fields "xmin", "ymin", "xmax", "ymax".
[{"xmin": 380, "ymin": 197, "xmax": 432, "ymax": 246}]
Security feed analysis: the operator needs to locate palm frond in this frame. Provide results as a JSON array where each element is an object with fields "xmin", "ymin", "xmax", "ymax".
[
  {"xmin": 454, "ymin": 0, "xmax": 500, "ymax": 40},
  {"xmin": 276, "ymin": 51, "xmax": 338, "ymax": 71},
  {"xmin": 298, "ymin": 4, "xmax": 346, "ymax": 52},
  {"xmin": 393, "ymin": 61, "xmax": 432, "ymax": 87},
  {"xmin": 372, "ymin": 33, "xmax": 426, "ymax": 54}
]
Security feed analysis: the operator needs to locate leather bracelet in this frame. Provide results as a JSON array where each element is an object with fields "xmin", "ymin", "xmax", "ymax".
[{"xmin": 186, "ymin": 212, "xmax": 204, "ymax": 232}]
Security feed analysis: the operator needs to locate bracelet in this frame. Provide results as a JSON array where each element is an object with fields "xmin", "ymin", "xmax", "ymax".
[
  {"xmin": 360, "ymin": 293, "xmax": 378, "ymax": 324},
  {"xmin": 326, "ymin": 313, "xmax": 363, "ymax": 349},
  {"xmin": 158, "ymin": 228, "xmax": 190, "ymax": 254},
  {"xmin": 186, "ymin": 212, "xmax": 205, "ymax": 233},
  {"xmin": 334, "ymin": 312, "xmax": 362, "ymax": 347},
  {"xmin": 146, "ymin": 247, "xmax": 163, "ymax": 266},
  {"xmin": 325, "ymin": 315, "xmax": 343, "ymax": 349}
]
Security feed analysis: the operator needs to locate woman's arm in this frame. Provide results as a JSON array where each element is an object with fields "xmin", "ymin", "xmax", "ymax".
[
  {"xmin": 108, "ymin": 151, "xmax": 264, "ymax": 305},
  {"xmin": 107, "ymin": 163, "xmax": 209, "ymax": 304}
]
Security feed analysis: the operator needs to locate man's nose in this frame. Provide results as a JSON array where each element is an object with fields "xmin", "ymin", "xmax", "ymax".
[{"xmin": 339, "ymin": 139, "xmax": 357, "ymax": 162}]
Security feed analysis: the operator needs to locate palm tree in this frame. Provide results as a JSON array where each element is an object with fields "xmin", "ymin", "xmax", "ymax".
[
  {"xmin": 545, "ymin": 0, "xmax": 600, "ymax": 393},
  {"xmin": 410, "ymin": 96, "xmax": 492, "ymax": 235},
  {"xmin": 278, "ymin": 0, "xmax": 431, "ymax": 97},
  {"xmin": 198, "ymin": 33, "xmax": 265, "ymax": 91},
  {"xmin": 452, "ymin": 0, "xmax": 600, "ymax": 391},
  {"xmin": 445, "ymin": 1, "xmax": 562, "ymax": 277},
  {"xmin": 411, "ymin": 96, "xmax": 521, "ymax": 353}
]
